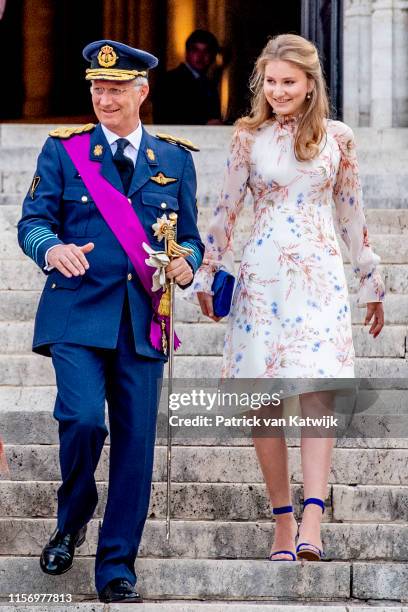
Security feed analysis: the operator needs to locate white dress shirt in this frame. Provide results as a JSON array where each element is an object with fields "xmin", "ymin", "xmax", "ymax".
[
  {"xmin": 44, "ymin": 122, "xmax": 143, "ymax": 269},
  {"xmin": 101, "ymin": 122, "xmax": 143, "ymax": 166},
  {"xmin": 184, "ymin": 61, "xmax": 201, "ymax": 80}
]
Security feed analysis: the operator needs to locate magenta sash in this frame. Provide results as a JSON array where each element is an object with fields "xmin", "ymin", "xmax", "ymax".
[{"xmin": 62, "ymin": 133, "xmax": 180, "ymax": 353}]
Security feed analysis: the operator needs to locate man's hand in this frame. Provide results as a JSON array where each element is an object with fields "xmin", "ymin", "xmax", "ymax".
[
  {"xmin": 48, "ymin": 242, "xmax": 94, "ymax": 278},
  {"xmin": 197, "ymin": 291, "xmax": 222, "ymax": 322},
  {"xmin": 165, "ymin": 257, "xmax": 193, "ymax": 287},
  {"xmin": 365, "ymin": 302, "xmax": 384, "ymax": 338}
]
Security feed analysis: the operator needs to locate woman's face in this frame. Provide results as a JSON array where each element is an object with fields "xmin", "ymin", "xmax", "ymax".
[{"xmin": 263, "ymin": 59, "xmax": 313, "ymax": 117}]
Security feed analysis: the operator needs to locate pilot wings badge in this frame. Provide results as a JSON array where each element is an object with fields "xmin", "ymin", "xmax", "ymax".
[{"xmin": 150, "ymin": 172, "xmax": 178, "ymax": 186}]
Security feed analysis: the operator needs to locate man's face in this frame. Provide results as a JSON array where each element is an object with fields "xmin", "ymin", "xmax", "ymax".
[
  {"xmin": 91, "ymin": 79, "xmax": 149, "ymax": 136},
  {"xmin": 186, "ymin": 42, "xmax": 214, "ymax": 73}
]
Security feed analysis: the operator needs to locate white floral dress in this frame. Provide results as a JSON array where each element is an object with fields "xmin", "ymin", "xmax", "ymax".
[{"xmin": 190, "ymin": 115, "xmax": 385, "ymax": 378}]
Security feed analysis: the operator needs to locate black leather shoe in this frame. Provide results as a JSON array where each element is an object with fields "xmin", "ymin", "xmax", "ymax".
[
  {"xmin": 98, "ymin": 579, "xmax": 143, "ymax": 603},
  {"xmin": 39, "ymin": 525, "xmax": 87, "ymax": 575}
]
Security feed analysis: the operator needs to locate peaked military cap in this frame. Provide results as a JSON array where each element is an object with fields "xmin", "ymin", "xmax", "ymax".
[{"xmin": 83, "ymin": 39, "xmax": 158, "ymax": 81}]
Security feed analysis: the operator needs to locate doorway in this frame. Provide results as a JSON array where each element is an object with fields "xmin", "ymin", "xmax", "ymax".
[
  {"xmin": 0, "ymin": 0, "xmax": 342, "ymax": 123},
  {"xmin": 224, "ymin": 0, "xmax": 302, "ymax": 121}
]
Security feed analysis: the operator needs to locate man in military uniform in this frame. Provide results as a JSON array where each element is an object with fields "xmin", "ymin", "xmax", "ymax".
[{"xmin": 18, "ymin": 40, "xmax": 204, "ymax": 603}]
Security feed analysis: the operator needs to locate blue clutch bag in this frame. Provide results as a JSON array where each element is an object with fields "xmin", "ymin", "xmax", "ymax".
[{"xmin": 211, "ymin": 270, "xmax": 235, "ymax": 317}]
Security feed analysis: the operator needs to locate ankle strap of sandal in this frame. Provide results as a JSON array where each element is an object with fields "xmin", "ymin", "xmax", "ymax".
[
  {"xmin": 303, "ymin": 497, "xmax": 325, "ymax": 513},
  {"xmin": 272, "ymin": 505, "xmax": 293, "ymax": 515}
]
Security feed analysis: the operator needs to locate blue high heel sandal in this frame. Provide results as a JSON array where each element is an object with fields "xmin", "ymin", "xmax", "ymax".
[
  {"xmin": 268, "ymin": 505, "xmax": 299, "ymax": 562},
  {"xmin": 296, "ymin": 497, "xmax": 326, "ymax": 561}
]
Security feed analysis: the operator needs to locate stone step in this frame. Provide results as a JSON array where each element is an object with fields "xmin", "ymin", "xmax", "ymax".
[
  {"xmin": 194, "ymin": 174, "xmax": 408, "ymax": 209},
  {"xmin": 1, "ymin": 122, "xmax": 407, "ymax": 149},
  {"xmin": 4, "ymin": 144, "xmax": 408, "ymax": 174},
  {"xmin": 1, "ymin": 291, "xmax": 407, "ymax": 326},
  {"xmin": 197, "ymin": 206, "xmax": 408, "ymax": 234},
  {"xmin": 0, "ymin": 480, "xmax": 318, "ymax": 520},
  {"xmin": 1, "ymin": 260, "xmax": 407, "ymax": 294},
  {"xmin": 1, "ymin": 354, "xmax": 408, "ymax": 386},
  {"xmin": 0, "ymin": 603, "xmax": 401, "ymax": 612},
  {"xmin": 177, "ymin": 293, "xmax": 407, "ymax": 325},
  {"xmin": 3, "ymin": 444, "xmax": 408, "ymax": 486},
  {"xmin": 1, "ymin": 129, "xmax": 408, "ymax": 158},
  {"xmin": 1, "ymin": 123, "xmax": 408, "ymax": 151},
  {"xmin": 0, "ymin": 481, "xmax": 406, "ymax": 522},
  {"xmin": 1, "ymin": 386, "xmax": 407, "ymax": 448},
  {"xmin": 1, "ymin": 518, "xmax": 407, "ymax": 562},
  {"xmin": 1, "ymin": 557, "xmax": 407, "ymax": 601},
  {"xmin": 3, "ymin": 202, "xmax": 407, "ymax": 244},
  {"xmin": 3, "ymin": 228, "xmax": 408, "ymax": 265},
  {"xmin": 3, "ymin": 203, "xmax": 408, "ymax": 234},
  {"xmin": 3, "ymin": 167, "xmax": 408, "ymax": 207},
  {"xmin": 0, "ymin": 194, "xmax": 21, "ymax": 206},
  {"xmin": 3, "ymin": 189, "xmax": 408, "ymax": 211},
  {"xmin": 1, "ymin": 321, "xmax": 404, "ymax": 358},
  {"xmin": 177, "ymin": 324, "xmax": 406, "ymax": 358}
]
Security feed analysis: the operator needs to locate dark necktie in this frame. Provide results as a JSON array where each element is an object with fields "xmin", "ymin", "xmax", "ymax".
[{"xmin": 113, "ymin": 138, "xmax": 134, "ymax": 194}]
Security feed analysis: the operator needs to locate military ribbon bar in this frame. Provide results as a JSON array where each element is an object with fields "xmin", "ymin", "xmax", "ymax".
[{"xmin": 62, "ymin": 133, "xmax": 180, "ymax": 353}]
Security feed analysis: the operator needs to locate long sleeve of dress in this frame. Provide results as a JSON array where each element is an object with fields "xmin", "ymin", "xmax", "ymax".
[
  {"xmin": 188, "ymin": 128, "xmax": 251, "ymax": 298},
  {"xmin": 332, "ymin": 122, "xmax": 385, "ymax": 307}
]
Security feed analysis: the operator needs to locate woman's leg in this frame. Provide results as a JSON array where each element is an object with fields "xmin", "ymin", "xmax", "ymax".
[
  {"xmin": 298, "ymin": 391, "xmax": 336, "ymax": 551},
  {"xmin": 252, "ymin": 400, "xmax": 298, "ymax": 559}
]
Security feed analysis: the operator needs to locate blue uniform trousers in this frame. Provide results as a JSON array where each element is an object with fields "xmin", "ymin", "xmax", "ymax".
[{"xmin": 50, "ymin": 297, "xmax": 163, "ymax": 592}]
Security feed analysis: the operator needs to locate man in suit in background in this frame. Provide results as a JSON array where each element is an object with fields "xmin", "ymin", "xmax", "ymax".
[
  {"xmin": 18, "ymin": 39, "xmax": 204, "ymax": 603},
  {"xmin": 154, "ymin": 29, "xmax": 222, "ymax": 125}
]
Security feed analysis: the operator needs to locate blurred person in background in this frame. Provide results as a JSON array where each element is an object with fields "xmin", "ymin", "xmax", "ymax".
[{"xmin": 154, "ymin": 29, "xmax": 222, "ymax": 125}]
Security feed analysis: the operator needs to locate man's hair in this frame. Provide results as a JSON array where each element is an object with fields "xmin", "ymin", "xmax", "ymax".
[
  {"xmin": 185, "ymin": 29, "xmax": 219, "ymax": 57},
  {"xmin": 134, "ymin": 76, "xmax": 148, "ymax": 86}
]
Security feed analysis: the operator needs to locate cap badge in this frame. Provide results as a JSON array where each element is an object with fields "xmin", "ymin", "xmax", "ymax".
[
  {"xmin": 97, "ymin": 45, "xmax": 118, "ymax": 68},
  {"xmin": 150, "ymin": 172, "xmax": 178, "ymax": 186},
  {"xmin": 93, "ymin": 144, "xmax": 103, "ymax": 156},
  {"xmin": 146, "ymin": 148, "xmax": 156, "ymax": 161}
]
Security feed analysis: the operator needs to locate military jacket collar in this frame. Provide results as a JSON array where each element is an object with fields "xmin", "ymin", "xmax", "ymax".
[
  {"xmin": 89, "ymin": 123, "xmax": 159, "ymax": 195},
  {"xmin": 101, "ymin": 122, "xmax": 143, "ymax": 163}
]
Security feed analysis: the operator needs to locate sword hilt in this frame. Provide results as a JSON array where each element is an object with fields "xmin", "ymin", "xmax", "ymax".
[{"xmin": 162, "ymin": 213, "xmax": 194, "ymax": 260}]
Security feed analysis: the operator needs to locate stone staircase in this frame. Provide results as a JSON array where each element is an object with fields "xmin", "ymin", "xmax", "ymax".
[{"xmin": 0, "ymin": 124, "xmax": 407, "ymax": 609}]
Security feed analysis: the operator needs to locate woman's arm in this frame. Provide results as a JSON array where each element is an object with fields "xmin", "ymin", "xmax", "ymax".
[
  {"xmin": 191, "ymin": 128, "xmax": 252, "ymax": 305},
  {"xmin": 332, "ymin": 122, "xmax": 385, "ymax": 306},
  {"xmin": 332, "ymin": 121, "xmax": 385, "ymax": 337}
]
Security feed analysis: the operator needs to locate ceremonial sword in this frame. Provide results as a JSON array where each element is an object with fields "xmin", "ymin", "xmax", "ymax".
[{"xmin": 152, "ymin": 212, "xmax": 193, "ymax": 540}]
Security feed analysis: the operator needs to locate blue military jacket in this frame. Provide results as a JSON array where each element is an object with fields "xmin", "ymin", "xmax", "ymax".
[{"xmin": 18, "ymin": 124, "xmax": 204, "ymax": 359}]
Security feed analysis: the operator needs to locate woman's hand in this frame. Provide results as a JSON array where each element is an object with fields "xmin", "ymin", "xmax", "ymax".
[
  {"xmin": 197, "ymin": 292, "xmax": 223, "ymax": 322},
  {"xmin": 365, "ymin": 302, "xmax": 384, "ymax": 338}
]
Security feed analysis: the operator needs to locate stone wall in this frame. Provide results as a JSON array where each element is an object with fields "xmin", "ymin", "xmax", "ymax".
[{"xmin": 344, "ymin": 0, "xmax": 408, "ymax": 127}]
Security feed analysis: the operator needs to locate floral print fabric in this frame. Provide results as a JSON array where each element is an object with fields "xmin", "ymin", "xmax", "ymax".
[{"xmin": 189, "ymin": 116, "xmax": 385, "ymax": 378}]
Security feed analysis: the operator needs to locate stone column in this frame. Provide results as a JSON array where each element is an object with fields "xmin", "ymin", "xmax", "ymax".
[
  {"xmin": 344, "ymin": 0, "xmax": 373, "ymax": 126},
  {"xmin": 393, "ymin": 0, "xmax": 408, "ymax": 126},
  {"xmin": 22, "ymin": 0, "xmax": 55, "ymax": 118},
  {"xmin": 371, "ymin": 0, "xmax": 394, "ymax": 126},
  {"xmin": 357, "ymin": 1, "xmax": 373, "ymax": 125}
]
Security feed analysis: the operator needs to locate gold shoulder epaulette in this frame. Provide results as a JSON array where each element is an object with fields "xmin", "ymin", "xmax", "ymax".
[
  {"xmin": 49, "ymin": 123, "xmax": 96, "ymax": 139},
  {"xmin": 155, "ymin": 132, "xmax": 200, "ymax": 152}
]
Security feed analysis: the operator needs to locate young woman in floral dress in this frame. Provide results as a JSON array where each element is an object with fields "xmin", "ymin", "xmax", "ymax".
[{"xmin": 190, "ymin": 34, "xmax": 385, "ymax": 561}]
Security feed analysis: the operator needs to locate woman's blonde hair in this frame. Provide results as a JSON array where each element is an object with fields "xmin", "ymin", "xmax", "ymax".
[{"xmin": 237, "ymin": 34, "xmax": 330, "ymax": 161}]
